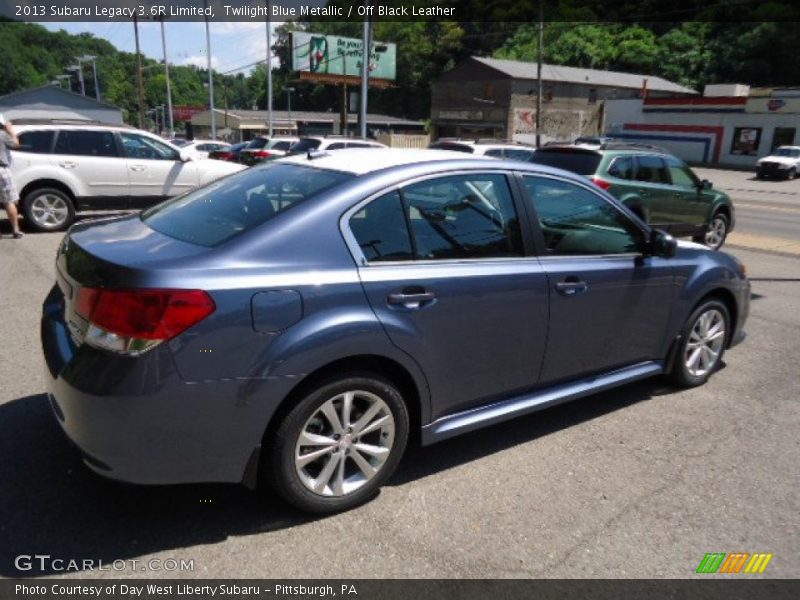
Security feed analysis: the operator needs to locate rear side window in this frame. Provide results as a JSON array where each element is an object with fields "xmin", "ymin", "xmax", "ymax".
[
  {"xmin": 54, "ymin": 130, "xmax": 119, "ymax": 158},
  {"xmin": 350, "ymin": 191, "xmax": 413, "ymax": 262},
  {"xmin": 607, "ymin": 156, "xmax": 634, "ymax": 180},
  {"xmin": 326, "ymin": 143, "xmax": 347, "ymax": 150},
  {"xmin": 350, "ymin": 174, "xmax": 523, "ymax": 262},
  {"xmin": 528, "ymin": 150, "xmax": 602, "ymax": 175},
  {"xmin": 402, "ymin": 174, "xmax": 523, "ymax": 260},
  {"xmin": 634, "ymin": 155, "xmax": 670, "ymax": 184},
  {"xmin": 142, "ymin": 164, "xmax": 354, "ymax": 247},
  {"xmin": 17, "ymin": 130, "xmax": 54, "ymax": 153}
]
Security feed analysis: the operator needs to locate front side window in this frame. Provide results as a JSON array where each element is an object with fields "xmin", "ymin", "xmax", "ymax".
[
  {"xmin": 666, "ymin": 156, "xmax": 700, "ymax": 187},
  {"xmin": 143, "ymin": 163, "xmax": 354, "ymax": 247},
  {"xmin": 54, "ymin": 130, "xmax": 118, "ymax": 158},
  {"xmin": 17, "ymin": 130, "xmax": 54, "ymax": 154},
  {"xmin": 523, "ymin": 176, "xmax": 643, "ymax": 255},
  {"xmin": 633, "ymin": 155, "xmax": 670, "ymax": 184},
  {"xmin": 120, "ymin": 133, "xmax": 179, "ymax": 161}
]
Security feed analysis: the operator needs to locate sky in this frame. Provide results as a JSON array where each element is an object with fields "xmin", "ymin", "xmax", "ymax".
[{"xmin": 43, "ymin": 21, "xmax": 281, "ymax": 74}]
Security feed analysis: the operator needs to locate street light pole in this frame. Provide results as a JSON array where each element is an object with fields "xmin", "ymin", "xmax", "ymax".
[
  {"xmin": 286, "ymin": 87, "xmax": 294, "ymax": 130},
  {"xmin": 359, "ymin": 0, "xmax": 372, "ymax": 138},
  {"xmin": 203, "ymin": 0, "xmax": 216, "ymax": 140},
  {"xmin": 133, "ymin": 15, "xmax": 145, "ymax": 129},
  {"xmin": 78, "ymin": 56, "xmax": 100, "ymax": 100},
  {"xmin": 266, "ymin": 0, "xmax": 273, "ymax": 137},
  {"xmin": 160, "ymin": 17, "xmax": 174, "ymax": 137}
]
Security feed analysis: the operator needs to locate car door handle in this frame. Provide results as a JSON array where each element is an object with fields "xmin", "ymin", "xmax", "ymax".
[
  {"xmin": 555, "ymin": 279, "xmax": 588, "ymax": 296},
  {"xmin": 59, "ymin": 161, "xmax": 77, "ymax": 169},
  {"xmin": 130, "ymin": 164, "xmax": 146, "ymax": 172},
  {"xmin": 387, "ymin": 289, "xmax": 436, "ymax": 309}
]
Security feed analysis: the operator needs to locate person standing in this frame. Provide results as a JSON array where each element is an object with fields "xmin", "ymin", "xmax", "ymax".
[{"xmin": 0, "ymin": 113, "xmax": 23, "ymax": 239}]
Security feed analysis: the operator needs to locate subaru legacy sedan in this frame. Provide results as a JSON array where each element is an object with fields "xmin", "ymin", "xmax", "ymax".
[{"xmin": 41, "ymin": 149, "xmax": 749, "ymax": 513}]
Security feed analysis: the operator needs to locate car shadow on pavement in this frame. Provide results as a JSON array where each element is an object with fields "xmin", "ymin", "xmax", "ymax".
[
  {"xmin": 0, "ymin": 393, "xmax": 313, "ymax": 577},
  {"xmin": 392, "ymin": 377, "xmax": 684, "ymax": 486},
  {"xmin": 0, "ymin": 378, "xmax": 685, "ymax": 577}
]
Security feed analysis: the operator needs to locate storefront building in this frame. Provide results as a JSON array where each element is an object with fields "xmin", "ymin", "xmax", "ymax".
[{"xmin": 604, "ymin": 88, "xmax": 800, "ymax": 167}]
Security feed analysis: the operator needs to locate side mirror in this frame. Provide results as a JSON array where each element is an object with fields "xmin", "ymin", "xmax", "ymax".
[
  {"xmin": 699, "ymin": 179, "xmax": 713, "ymax": 191},
  {"xmin": 649, "ymin": 229, "xmax": 677, "ymax": 258},
  {"xmin": 179, "ymin": 150, "xmax": 193, "ymax": 162}
]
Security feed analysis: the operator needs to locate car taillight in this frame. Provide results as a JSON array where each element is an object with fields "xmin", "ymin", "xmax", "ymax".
[
  {"xmin": 591, "ymin": 177, "xmax": 611, "ymax": 190},
  {"xmin": 75, "ymin": 287, "xmax": 215, "ymax": 355},
  {"xmin": 254, "ymin": 150, "xmax": 272, "ymax": 158}
]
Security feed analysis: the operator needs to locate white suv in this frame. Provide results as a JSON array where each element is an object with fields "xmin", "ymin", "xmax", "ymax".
[
  {"xmin": 428, "ymin": 139, "xmax": 536, "ymax": 161},
  {"xmin": 10, "ymin": 123, "xmax": 244, "ymax": 231}
]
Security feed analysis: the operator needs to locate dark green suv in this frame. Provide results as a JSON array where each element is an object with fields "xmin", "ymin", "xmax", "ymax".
[{"xmin": 529, "ymin": 144, "xmax": 735, "ymax": 249}]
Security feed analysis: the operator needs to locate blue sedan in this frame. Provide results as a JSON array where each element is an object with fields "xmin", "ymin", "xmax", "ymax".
[{"xmin": 41, "ymin": 149, "xmax": 749, "ymax": 513}]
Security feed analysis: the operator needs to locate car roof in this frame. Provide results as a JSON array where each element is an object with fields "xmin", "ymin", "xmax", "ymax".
[{"xmin": 278, "ymin": 148, "xmax": 488, "ymax": 174}]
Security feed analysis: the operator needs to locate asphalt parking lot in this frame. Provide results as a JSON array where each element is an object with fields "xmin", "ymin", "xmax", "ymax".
[{"xmin": 0, "ymin": 183, "xmax": 798, "ymax": 579}]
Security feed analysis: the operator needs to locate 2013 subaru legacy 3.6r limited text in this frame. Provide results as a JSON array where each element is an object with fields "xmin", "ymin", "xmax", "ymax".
[{"xmin": 41, "ymin": 149, "xmax": 750, "ymax": 513}]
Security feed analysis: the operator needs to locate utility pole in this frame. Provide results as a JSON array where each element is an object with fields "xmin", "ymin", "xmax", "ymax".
[
  {"xmin": 160, "ymin": 17, "xmax": 174, "ymax": 137},
  {"xmin": 536, "ymin": 3, "xmax": 544, "ymax": 148},
  {"xmin": 134, "ymin": 15, "xmax": 145, "ymax": 129},
  {"xmin": 286, "ymin": 87, "xmax": 294, "ymax": 129},
  {"xmin": 78, "ymin": 56, "xmax": 99, "ymax": 100},
  {"xmin": 266, "ymin": 0, "xmax": 273, "ymax": 136},
  {"xmin": 203, "ymin": 0, "xmax": 216, "ymax": 140},
  {"xmin": 358, "ymin": 0, "xmax": 372, "ymax": 138}
]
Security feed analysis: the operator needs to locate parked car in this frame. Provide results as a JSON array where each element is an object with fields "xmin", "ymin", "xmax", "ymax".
[
  {"xmin": 239, "ymin": 136, "xmax": 299, "ymax": 166},
  {"xmin": 180, "ymin": 140, "xmax": 232, "ymax": 160},
  {"xmin": 429, "ymin": 139, "xmax": 536, "ymax": 161},
  {"xmin": 528, "ymin": 143, "xmax": 736, "ymax": 250},
  {"xmin": 42, "ymin": 149, "xmax": 749, "ymax": 513},
  {"xmin": 209, "ymin": 141, "xmax": 249, "ymax": 162},
  {"xmin": 288, "ymin": 136, "xmax": 387, "ymax": 155},
  {"xmin": 755, "ymin": 146, "xmax": 800, "ymax": 179},
  {"xmin": 10, "ymin": 123, "xmax": 244, "ymax": 231}
]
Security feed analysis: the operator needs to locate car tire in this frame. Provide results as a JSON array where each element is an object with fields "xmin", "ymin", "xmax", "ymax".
[
  {"xmin": 697, "ymin": 212, "xmax": 729, "ymax": 250},
  {"xmin": 787, "ymin": 167, "xmax": 797, "ymax": 180},
  {"xmin": 265, "ymin": 374, "xmax": 409, "ymax": 513},
  {"xmin": 21, "ymin": 187, "xmax": 76, "ymax": 232},
  {"xmin": 670, "ymin": 299, "xmax": 730, "ymax": 388}
]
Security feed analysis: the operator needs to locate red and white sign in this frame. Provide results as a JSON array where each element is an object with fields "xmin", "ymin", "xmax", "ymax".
[{"xmin": 173, "ymin": 105, "xmax": 206, "ymax": 122}]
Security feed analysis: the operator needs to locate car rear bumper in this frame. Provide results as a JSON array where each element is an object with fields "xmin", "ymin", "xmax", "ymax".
[{"xmin": 41, "ymin": 286, "xmax": 269, "ymax": 486}]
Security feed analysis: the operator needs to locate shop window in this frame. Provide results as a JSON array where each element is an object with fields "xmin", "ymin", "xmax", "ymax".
[
  {"xmin": 730, "ymin": 127, "xmax": 762, "ymax": 156},
  {"xmin": 772, "ymin": 127, "xmax": 796, "ymax": 151}
]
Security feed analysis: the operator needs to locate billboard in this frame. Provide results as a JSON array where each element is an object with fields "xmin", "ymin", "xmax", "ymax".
[{"xmin": 292, "ymin": 32, "xmax": 396, "ymax": 81}]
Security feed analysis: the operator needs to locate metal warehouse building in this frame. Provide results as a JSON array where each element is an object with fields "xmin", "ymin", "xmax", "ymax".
[
  {"xmin": 604, "ymin": 85, "xmax": 800, "ymax": 167},
  {"xmin": 430, "ymin": 56, "xmax": 695, "ymax": 143}
]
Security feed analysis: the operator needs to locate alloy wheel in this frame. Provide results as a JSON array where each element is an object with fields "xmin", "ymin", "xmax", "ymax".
[
  {"xmin": 684, "ymin": 308, "xmax": 726, "ymax": 378},
  {"xmin": 294, "ymin": 390, "xmax": 395, "ymax": 497},
  {"xmin": 31, "ymin": 194, "xmax": 70, "ymax": 229},
  {"xmin": 704, "ymin": 215, "xmax": 727, "ymax": 249}
]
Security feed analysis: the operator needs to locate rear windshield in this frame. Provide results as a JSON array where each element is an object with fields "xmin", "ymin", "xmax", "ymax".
[
  {"xmin": 528, "ymin": 150, "xmax": 602, "ymax": 175},
  {"xmin": 142, "ymin": 163, "xmax": 354, "ymax": 247},
  {"xmin": 292, "ymin": 139, "xmax": 322, "ymax": 153},
  {"xmin": 428, "ymin": 142, "xmax": 474, "ymax": 153}
]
